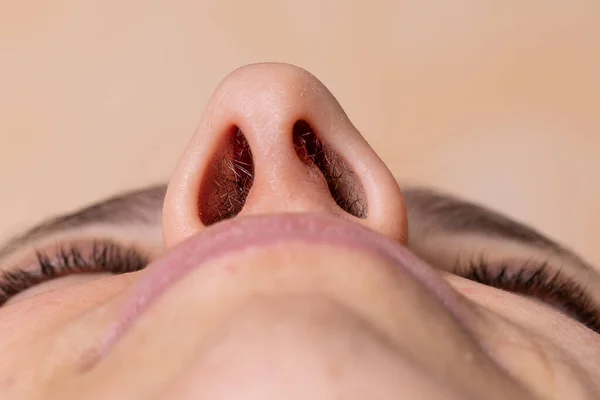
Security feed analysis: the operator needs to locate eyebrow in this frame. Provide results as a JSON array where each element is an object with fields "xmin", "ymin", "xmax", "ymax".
[
  {"xmin": 402, "ymin": 187, "xmax": 590, "ymax": 266},
  {"xmin": 0, "ymin": 183, "xmax": 587, "ymax": 268},
  {"xmin": 0, "ymin": 184, "xmax": 167, "ymax": 260}
]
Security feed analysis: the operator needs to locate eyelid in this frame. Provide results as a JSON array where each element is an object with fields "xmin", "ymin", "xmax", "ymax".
[
  {"xmin": 0, "ymin": 240, "xmax": 149, "ymax": 306},
  {"xmin": 453, "ymin": 255, "xmax": 600, "ymax": 335},
  {"xmin": 3, "ymin": 273, "xmax": 110, "ymax": 306}
]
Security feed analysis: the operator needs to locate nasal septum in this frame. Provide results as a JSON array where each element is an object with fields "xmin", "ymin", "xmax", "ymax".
[
  {"xmin": 196, "ymin": 118, "xmax": 368, "ymax": 226},
  {"xmin": 162, "ymin": 62, "xmax": 408, "ymax": 248}
]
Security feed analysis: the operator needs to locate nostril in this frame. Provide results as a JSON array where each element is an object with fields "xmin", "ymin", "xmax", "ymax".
[
  {"xmin": 198, "ymin": 127, "xmax": 255, "ymax": 226},
  {"xmin": 292, "ymin": 120, "xmax": 368, "ymax": 218},
  {"xmin": 197, "ymin": 121, "xmax": 368, "ymax": 225}
]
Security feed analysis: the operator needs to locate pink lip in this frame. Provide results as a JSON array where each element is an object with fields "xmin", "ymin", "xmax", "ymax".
[{"xmin": 93, "ymin": 213, "xmax": 469, "ymax": 367}]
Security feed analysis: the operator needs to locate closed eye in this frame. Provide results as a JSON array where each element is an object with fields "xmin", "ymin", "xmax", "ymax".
[
  {"xmin": 0, "ymin": 240, "xmax": 149, "ymax": 306},
  {"xmin": 453, "ymin": 256, "xmax": 600, "ymax": 335}
]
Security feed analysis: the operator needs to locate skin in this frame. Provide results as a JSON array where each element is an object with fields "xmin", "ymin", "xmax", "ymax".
[{"xmin": 1, "ymin": 63, "xmax": 599, "ymax": 399}]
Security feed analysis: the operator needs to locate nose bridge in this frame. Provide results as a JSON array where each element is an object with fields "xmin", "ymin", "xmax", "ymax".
[{"xmin": 163, "ymin": 63, "xmax": 407, "ymax": 248}]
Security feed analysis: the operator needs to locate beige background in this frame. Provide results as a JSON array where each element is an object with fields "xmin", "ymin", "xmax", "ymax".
[{"xmin": 0, "ymin": 1, "xmax": 599, "ymax": 265}]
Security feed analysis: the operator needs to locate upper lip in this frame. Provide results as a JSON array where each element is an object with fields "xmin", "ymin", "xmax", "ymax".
[{"xmin": 94, "ymin": 213, "xmax": 468, "ymax": 366}]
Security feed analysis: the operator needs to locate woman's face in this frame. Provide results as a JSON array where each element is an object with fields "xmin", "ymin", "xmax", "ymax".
[{"xmin": 1, "ymin": 63, "xmax": 599, "ymax": 399}]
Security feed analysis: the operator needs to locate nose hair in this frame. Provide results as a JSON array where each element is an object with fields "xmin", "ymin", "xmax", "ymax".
[{"xmin": 163, "ymin": 63, "xmax": 407, "ymax": 247}]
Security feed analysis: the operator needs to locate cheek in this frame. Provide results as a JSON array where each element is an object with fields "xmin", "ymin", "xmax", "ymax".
[
  {"xmin": 446, "ymin": 273, "xmax": 571, "ymax": 332},
  {"xmin": 0, "ymin": 274, "xmax": 137, "ymax": 372},
  {"xmin": 446, "ymin": 275, "xmax": 512, "ymax": 307},
  {"xmin": 5, "ymin": 273, "xmax": 113, "ymax": 306},
  {"xmin": 446, "ymin": 274, "xmax": 577, "ymax": 332},
  {"xmin": 446, "ymin": 274, "xmax": 600, "ymax": 363},
  {"xmin": 444, "ymin": 274, "xmax": 600, "ymax": 397}
]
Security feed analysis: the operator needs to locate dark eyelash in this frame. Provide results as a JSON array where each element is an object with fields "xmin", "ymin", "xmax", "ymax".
[
  {"xmin": 0, "ymin": 241, "xmax": 148, "ymax": 306},
  {"xmin": 454, "ymin": 256, "xmax": 600, "ymax": 335}
]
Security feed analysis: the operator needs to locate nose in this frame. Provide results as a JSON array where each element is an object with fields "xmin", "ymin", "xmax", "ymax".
[{"xmin": 163, "ymin": 63, "xmax": 407, "ymax": 247}]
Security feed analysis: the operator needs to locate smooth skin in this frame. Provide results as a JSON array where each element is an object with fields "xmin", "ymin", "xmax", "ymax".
[{"xmin": 0, "ymin": 64, "xmax": 599, "ymax": 399}]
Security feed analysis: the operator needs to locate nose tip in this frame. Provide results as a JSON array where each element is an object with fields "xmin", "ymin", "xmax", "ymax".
[{"xmin": 163, "ymin": 63, "xmax": 407, "ymax": 247}]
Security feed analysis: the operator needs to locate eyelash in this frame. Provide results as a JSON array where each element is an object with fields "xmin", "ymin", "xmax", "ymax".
[
  {"xmin": 0, "ymin": 241, "xmax": 148, "ymax": 306},
  {"xmin": 455, "ymin": 256, "xmax": 600, "ymax": 335},
  {"xmin": 1, "ymin": 243, "xmax": 598, "ymax": 337}
]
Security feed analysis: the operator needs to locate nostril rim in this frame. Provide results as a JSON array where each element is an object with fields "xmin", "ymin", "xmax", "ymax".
[
  {"xmin": 292, "ymin": 120, "xmax": 368, "ymax": 218},
  {"xmin": 198, "ymin": 127, "xmax": 255, "ymax": 226}
]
